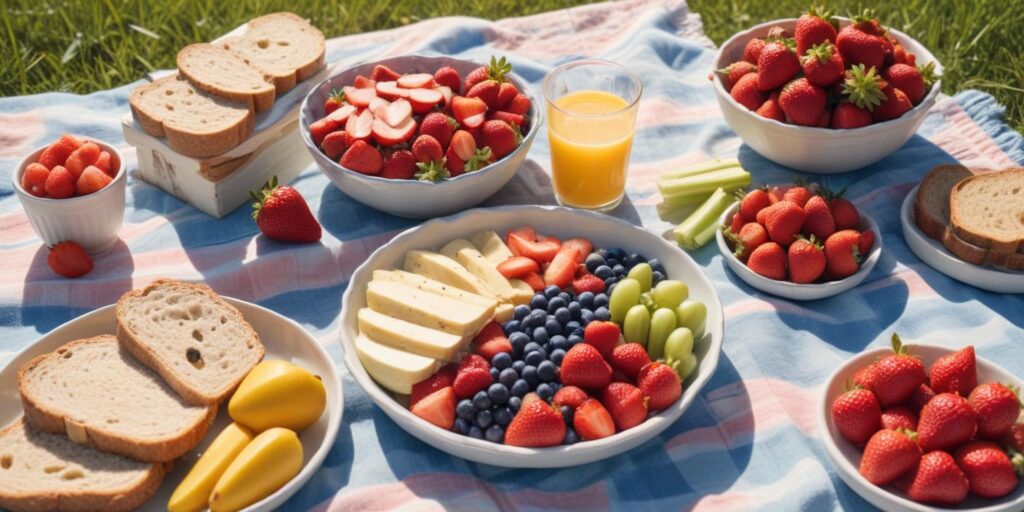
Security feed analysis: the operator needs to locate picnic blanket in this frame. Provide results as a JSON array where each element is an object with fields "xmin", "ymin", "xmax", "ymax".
[{"xmin": 2, "ymin": 0, "xmax": 1024, "ymax": 510}]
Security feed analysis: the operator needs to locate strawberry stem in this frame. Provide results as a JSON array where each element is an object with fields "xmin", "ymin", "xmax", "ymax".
[
  {"xmin": 842, "ymin": 64, "xmax": 887, "ymax": 111},
  {"xmin": 250, "ymin": 175, "xmax": 279, "ymax": 221}
]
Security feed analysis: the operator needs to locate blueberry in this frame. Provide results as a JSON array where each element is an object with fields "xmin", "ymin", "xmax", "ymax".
[
  {"xmin": 544, "ymin": 285, "xmax": 561, "ymax": 298},
  {"xmin": 494, "ymin": 406, "xmax": 513, "ymax": 427},
  {"xmin": 649, "ymin": 257, "xmax": 666, "ymax": 274},
  {"xmin": 538, "ymin": 360, "xmax": 557, "ymax": 381},
  {"xmin": 513, "ymin": 304, "xmax": 530, "ymax": 320},
  {"xmin": 605, "ymin": 257, "xmax": 620, "ymax": 268},
  {"xmin": 469, "ymin": 426, "xmax": 484, "ymax": 439},
  {"xmin": 488, "ymin": 383, "xmax": 510, "ymax": 405},
  {"xmin": 596, "ymin": 248, "xmax": 609, "ymax": 258},
  {"xmin": 530, "ymin": 294, "xmax": 548, "ymax": 311},
  {"xmin": 544, "ymin": 318, "xmax": 562, "ymax": 336},
  {"xmin": 499, "ymin": 368, "xmax": 518, "ymax": 387},
  {"xmin": 511, "ymin": 379, "xmax": 529, "ymax": 397},
  {"xmin": 476, "ymin": 409, "xmax": 493, "ymax": 428},
  {"xmin": 547, "ymin": 296, "xmax": 567, "ymax": 312},
  {"xmin": 473, "ymin": 391, "xmax": 491, "ymax": 409},
  {"xmin": 612, "ymin": 264, "xmax": 626, "ymax": 276},
  {"xmin": 550, "ymin": 382, "xmax": 562, "ymax": 394},
  {"xmin": 585, "ymin": 253, "xmax": 606, "ymax": 272},
  {"xmin": 508, "ymin": 396, "xmax": 522, "ymax": 413},
  {"xmin": 509, "ymin": 332, "xmax": 529, "ymax": 354},
  {"xmin": 536, "ymin": 382, "xmax": 554, "ymax": 400},
  {"xmin": 522, "ymin": 365, "xmax": 539, "ymax": 386},
  {"xmin": 489, "ymin": 367, "xmax": 499, "ymax": 380},
  {"xmin": 652, "ymin": 270, "xmax": 665, "ymax": 284},
  {"xmin": 524, "ymin": 341, "xmax": 541, "ymax": 354},
  {"xmin": 625, "ymin": 252, "xmax": 643, "ymax": 268},
  {"xmin": 563, "ymin": 428, "xmax": 579, "ymax": 445},
  {"xmin": 605, "ymin": 278, "xmax": 618, "ymax": 290},
  {"xmin": 565, "ymin": 320, "xmax": 581, "ymax": 334},
  {"xmin": 457, "ymin": 399, "xmax": 476, "ymax": 420},
  {"xmin": 550, "ymin": 348, "xmax": 566, "ymax": 365},
  {"xmin": 578, "ymin": 291, "xmax": 595, "ymax": 309},
  {"xmin": 594, "ymin": 265, "xmax": 613, "ymax": 280},
  {"xmin": 594, "ymin": 306, "xmax": 611, "ymax": 321},
  {"xmin": 594, "ymin": 293, "xmax": 609, "ymax": 308},
  {"xmin": 567, "ymin": 332, "xmax": 584, "ymax": 346},
  {"xmin": 455, "ymin": 417, "xmax": 472, "ymax": 434},
  {"xmin": 532, "ymin": 327, "xmax": 550, "ymax": 345},
  {"xmin": 559, "ymin": 292, "xmax": 572, "ymax": 303},
  {"xmin": 549, "ymin": 335, "xmax": 568, "ymax": 351},
  {"xmin": 525, "ymin": 350, "xmax": 544, "ymax": 366},
  {"xmin": 580, "ymin": 309, "xmax": 595, "ymax": 324},
  {"xmin": 512, "ymin": 360, "xmax": 526, "ymax": 374},
  {"xmin": 560, "ymin": 405, "xmax": 574, "ymax": 424},
  {"xmin": 485, "ymin": 424, "xmax": 504, "ymax": 443},
  {"xmin": 503, "ymin": 320, "xmax": 521, "ymax": 334},
  {"xmin": 492, "ymin": 352, "xmax": 512, "ymax": 370},
  {"xmin": 607, "ymin": 247, "xmax": 626, "ymax": 260},
  {"xmin": 554, "ymin": 307, "xmax": 571, "ymax": 325},
  {"xmin": 568, "ymin": 301, "xmax": 582, "ymax": 319}
]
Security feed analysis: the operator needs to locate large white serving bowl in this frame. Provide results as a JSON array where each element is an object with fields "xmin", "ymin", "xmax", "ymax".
[
  {"xmin": 716, "ymin": 201, "xmax": 882, "ymax": 300},
  {"xmin": 818, "ymin": 343, "xmax": 1024, "ymax": 512},
  {"xmin": 300, "ymin": 55, "xmax": 541, "ymax": 219},
  {"xmin": 713, "ymin": 18, "xmax": 943, "ymax": 173},
  {"xmin": 0, "ymin": 297, "xmax": 343, "ymax": 512},
  {"xmin": 339, "ymin": 205, "xmax": 724, "ymax": 468}
]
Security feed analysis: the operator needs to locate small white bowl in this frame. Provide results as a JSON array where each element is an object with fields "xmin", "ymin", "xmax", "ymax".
[
  {"xmin": 300, "ymin": 55, "xmax": 541, "ymax": 219},
  {"xmin": 713, "ymin": 18, "xmax": 943, "ymax": 173},
  {"xmin": 818, "ymin": 343, "xmax": 1024, "ymax": 512},
  {"xmin": 715, "ymin": 201, "xmax": 882, "ymax": 300},
  {"xmin": 13, "ymin": 137, "xmax": 127, "ymax": 254}
]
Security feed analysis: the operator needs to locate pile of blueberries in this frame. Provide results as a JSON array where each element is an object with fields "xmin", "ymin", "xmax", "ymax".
[{"xmin": 586, "ymin": 248, "xmax": 667, "ymax": 293}]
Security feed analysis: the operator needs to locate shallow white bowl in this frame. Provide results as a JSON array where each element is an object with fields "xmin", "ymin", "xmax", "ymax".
[
  {"xmin": 300, "ymin": 55, "xmax": 541, "ymax": 219},
  {"xmin": 713, "ymin": 18, "xmax": 943, "ymax": 173},
  {"xmin": 12, "ymin": 137, "xmax": 127, "ymax": 254},
  {"xmin": 901, "ymin": 185, "xmax": 1024, "ymax": 294},
  {"xmin": 716, "ymin": 201, "xmax": 882, "ymax": 300},
  {"xmin": 339, "ymin": 205, "xmax": 724, "ymax": 468},
  {"xmin": 818, "ymin": 343, "xmax": 1024, "ymax": 512},
  {"xmin": 0, "ymin": 297, "xmax": 343, "ymax": 512}
]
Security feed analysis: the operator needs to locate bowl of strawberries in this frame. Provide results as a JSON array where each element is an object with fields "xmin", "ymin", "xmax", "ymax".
[
  {"xmin": 713, "ymin": 9, "xmax": 942, "ymax": 173},
  {"xmin": 716, "ymin": 181, "xmax": 881, "ymax": 300},
  {"xmin": 300, "ymin": 55, "xmax": 539, "ymax": 218},
  {"xmin": 820, "ymin": 335, "xmax": 1024, "ymax": 511}
]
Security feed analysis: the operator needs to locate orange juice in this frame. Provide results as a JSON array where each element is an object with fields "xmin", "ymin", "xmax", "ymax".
[{"xmin": 547, "ymin": 90, "xmax": 636, "ymax": 209}]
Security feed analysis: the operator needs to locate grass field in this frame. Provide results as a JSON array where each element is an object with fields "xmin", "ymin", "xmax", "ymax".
[{"xmin": 2, "ymin": 0, "xmax": 1022, "ymax": 133}]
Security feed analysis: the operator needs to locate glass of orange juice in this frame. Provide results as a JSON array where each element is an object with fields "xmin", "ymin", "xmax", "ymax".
[{"xmin": 543, "ymin": 59, "xmax": 642, "ymax": 211}]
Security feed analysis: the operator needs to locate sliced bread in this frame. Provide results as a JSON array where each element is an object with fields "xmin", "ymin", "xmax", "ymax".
[
  {"xmin": 129, "ymin": 74, "xmax": 255, "ymax": 159},
  {"xmin": 115, "ymin": 279, "xmax": 264, "ymax": 405},
  {"xmin": 222, "ymin": 12, "xmax": 326, "ymax": 95},
  {"xmin": 949, "ymin": 168, "xmax": 1024, "ymax": 253},
  {"xmin": 0, "ymin": 418, "xmax": 165, "ymax": 512},
  {"xmin": 914, "ymin": 164, "xmax": 973, "ymax": 241},
  {"xmin": 177, "ymin": 43, "xmax": 276, "ymax": 113},
  {"xmin": 943, "ymin": 226, "xmax": 1024, "ymax": 270},
  {"xmin": 17, "ymin": 336, "xmax": 216, "ymax": 463}
]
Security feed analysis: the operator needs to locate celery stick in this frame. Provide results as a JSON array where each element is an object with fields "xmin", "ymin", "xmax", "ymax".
[
  {"xmin": 661, "ymin": 183, "xmax": 745, "ymax": 207},
  {"xmin": 657, "ymin": 202, "xmax": 699, "ymax": 224},
  {"xmin": 688, "ymin": 221, "xmax": 720, "ymax": 250},
  {"xmin": 658, "ymin": 167, "xmax": 751, "ymax": 197},
  {"xmin": 657, "ymin": 158, "xmax": 740, "ymax": 182},
  {"xmin": 674, "ymin": 188, "xmax": 735, "ymax": 250}
]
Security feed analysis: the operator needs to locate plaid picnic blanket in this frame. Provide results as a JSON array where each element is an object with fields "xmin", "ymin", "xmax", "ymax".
[{"xmin": 2, "ymin": 0, "xmax": 1023, "ymax": 510}]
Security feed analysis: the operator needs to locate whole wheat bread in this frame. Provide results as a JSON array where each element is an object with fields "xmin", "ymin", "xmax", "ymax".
[
  {"xmin": 914, "ymin": 164, "xmax": 973, "ymax": 241},
  {"xmin": 18, "ymin": 336, "xmax": 216, "ymax": 463},
  {"xmin": 0, "ymin": 419, "xmax": 165, "ymax": 512},
  {"xmin": 222, "ymin": 12, "xmax": 325, "ymax": 95},
  {"xmin": 950, "ymin": 168, "xmax": 1024, "ymax": 253},
  {"xmin": 177, "ymin": 43, "xmax": 276, "ymax": 112},
  {"xmin": 115, "ymin": 279, "xmax": 264, "ymax": 405},
  {"xmin": 129, "ymin": 74, "xmax": 255, "ymax": 159}
]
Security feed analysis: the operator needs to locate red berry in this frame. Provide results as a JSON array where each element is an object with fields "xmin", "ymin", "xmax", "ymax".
[
  {"xmin": 47, "ymin": 241, "xmax": 94, "ymax": 278},
  {"xmin": 600, "ymin": 382, "xmax": 648, "ymax": 431},
  {"xmin": 560, "ymin": 344, "xmax": 612, "ymax": 390},
  {"xmin": 832, "ymin": 387, "xmax": 882, "ymax": 445},
  {"xmin": 859, "ymin": 429, "xmax": 921, "ymax": 485},
  {"xmin": 582, "ymin": 321, "xmax": 620, "ymax": 360},
  {"xmin": 637, "ymin": 362, "xmax": 681, "ymax": 412},
  {"xmin": 610, "ymin": 343, "xmax": 651, "ymax": 380}
]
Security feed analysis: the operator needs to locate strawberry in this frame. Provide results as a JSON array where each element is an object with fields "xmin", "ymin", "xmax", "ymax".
[
  {"xmin": 764, "ymin": 200, "xmax": 806, "ymax": 247},
  {"xmin": 65, "ymin": 142, "xmax": 100, "ymax": 178},
  {"xmin": 475, "ymin": 336, "xmax": 513, "ymax": 361},
  {"xmin": 755, "ymin": 201, "xmax": 777, "ymax": 226},
  {"xmin": 830, "ymin": 102, "xmax": 873, "ymax": 129},
  {"xmin": 47, "ymin": 241, "xmax": 93, "ymax": 278},
  {"xmin": 491, "ymin": 111, "xmax": 524, "ymax": 127},
  {"xmin": 75, "ymin": 166, "xmax": 112, "ymax": 196},
  {"xmin": 451, "ymin": 96, "xmax": 488, "ymax": 128},
  {"xmin": 345, "ymin": 109, "xmax": 374, "ymax": 142},
  {"xmin": 841, "ymin": 64, "xmax": 887, "ymax": 113},
  {"xmin": 521, "ymin": 272, "xmax": 545, "ymax": 291},
  {"xmin": 323, "ymin": 88, "xmax": 346, "ymax": 115},
  {"xmin": 929, "ymin": 346, "xmax": 977, "ymax": 396},
  {"xmin": 418, "ymin": 112, "xmax": 456, "ymax": 148},
  {"xmin": 756, "ymin": 40, "xmax": 800, "ymax": 92},
  {"xmin": 882, "ymin": 63, "xmax": 926, "ymax": 104},
  {"xmin": 747, "ymin": 241, "xmax": 786, "ymax": 280},
  {"xmin": 969, "ymin": 382, "xmax": 1021, "ymax": 439},
  {"xmin": 779, "ymin": 78, "xmax": 827, "ymax": 126},
  {"xmin": 342, "ymin": 86, "xmax": 377, "ymax": 108},
  {"xmin": 379, "ymin": 149, "xmax": 418, "ymax": 180},
  {"xmin": 543, "ymin": 246, "xmax": 580, "ymax": 289},
  {"xmin": 909, "ymin": 383, "xmax": 937, "ymax": 413},
  {"xmin": 375, "ymin": 81, "xmax": 408, "ymax": 101},
  {"xmin": 505, "ymin": 394, "xmax": 565, "ymax": 447},
  {"xmin": 871, "ymin": 334, "xmax": 927, "ymax": 407},
  {"xmin": 452, "ymin": 366, "xmax": 492, "ymax": 400},
  {"xmin": 835, "ymin": 12, "xmax": 888, "ymax": 71},
  {"xmin": 320, "ymin": 131, "xmax": 348, "ymax": 160},
  {"xmin": 340, "ymin": 140, "xmax": 383, "ymax": 175},
  {"xmin": 728, "ymin": 212, "xmax": 744, "ymax": 234},
  {"xmin": 43, "ymin": 165, "xmax": 76, "ymax": 199},
  {"xmin": 873, "ymin": 86, "xmax": 913, "ymax": 122},
  {"xmin": 507, "ymin": 230, "xmax": 560, "ymax": 263},
  {"xmin": 411, "ymin": 386, "xmax": 457, "ymax": 430},
  {"xmin": 250, "ymin": 176, "xmax": 322, "ymax": 243},
  {"xmin": 638, "ymin": 362, "xmax": 682, "ymax": 411},
  {"xmin": 1004, "ymin": 413, "xmax": 1024, "ymax": 452},
  {"xmin": 573, "ymin": 398, "xmax": 616, "ymax": 440},
  {"xmin": 853, "ymin": 363, "xmax": 877, "ymax": 390},
  {"xmin": 433, "ymin": 65, "xmax": 462, "ymax": 94},
  {"xmin": 562, "ymin": 238, "xmax": 593, "ymax": 262},
  {"xmin": 505, "ymin": 93, "xmax": 531, "ymax": 116},
  {"xmin": 353, "ymin": 75, "xmax": 375, "ymax": 89},
  {"xmin": 610, "ymin": 343, "xmax": 651, "ymax": 380},
  {"xmin": 859, "ymin": 429, "xmax": 921, "ymax": 485},
  {"xmin": 755, "ymin": 91, "xmax": 786, "ymax": 122},
  {"xmin": 465, "ymin": 56, "xmax": 511, "ymax": 91},
  {"xmin": 467, "ymin": 80, "xmax": 500, "ymax": 111},
  {"xmin": 583, "ymin": 321, "xmax": 620, "ymax": 360},
  {"xmin": 397, "ymin": 73, "xmax": 434, "ymax": 90},
  {"xmin": 801, "ymin": 42, "xmax": 844, "ymax": 87},
  {"xmin": 370, "ymin": 64, "xmax": 401, "ymax": 82},
  {"xmin": 822, "ymin": 191, "xmax": 860, "ymax": 230},
  {"xmin": 782, "ymin": 181, "xmax": 813, "ymax": 207},
  {"xmin": 410, "ymin": 364, "xmax": 457, "ymax": 407},
  {"xmin": 815, "ymin": 108, "xmax": 831, "ymax": 128},
  {"xmin": 795, "ymin": 7, "xmax": 837, "ymax": 55},
  {"xmin": 560, "ymin": 344, "xmax": 612, "ymax": 390},
  {"xmin": 729, "ymin": 73, "xmax": 765, "ymax": 111},
  {"xmin": 94, "ymin": 150, "xmax": 115, "ymax": 177},
  {"xmin": 497, "ymin": 256, "xmax": 540, "ymax": 279},
  {"xmin": 919, "ymin": 392, "xmax": 977, "ymax": 452},
  {"xmin": 739, "ymin": 189, "xmax": 771, "ymax": 221},
  {"xmin": 37, "ymin": 134, "xmax": 82, "ymax": 169},
  {"xmin": 601, "ymin": 382, "xmax": 648, "ymax": 431},
  {"xmin": 309, "ymin": 117, "xmax": 342, "ymax": 146},
  {"xmin": 858, "ymin": 230, "xmax": 875, "ymax": 256},
  {"xmin": 954, "ymin": 440, "xmax": 1021, "ymax": 498},
  {"xmin": 445, "ymin": 131, "xmax": 490, "ymax": 176},
  {"xmin": 571, "ymin": 274, "xmax": 605, "ymax": 295},
  {"xmin": 496, "ymin": 82, "xmax": 518, "ymax": 110},
  {"xmin": 832, "ymin": 386, "xmax": 882, "ymax": 445},
  {"xmin": 788, "ymin": 236, "xmax": 826, "ymax": 284},
  {"xmin": 905, "ymin": 451, "xmax": 970, "ymax": 506},
  {"xmin": 824, "ymin": 229, "xmax": 862, "ymax": 279},
  {"xmin": 21, "ymin": 162, "xmax": 49, "ymax": 197},
  {"xmin": 481, "ymin": 120, "xmax": 520, "ymax": 160},
  {"xmin": 458, "ymin": 354, "xmax": 489, "ymax": 372},
  {"xmin": 803, "ymin": 195, "xmax": 836, "ymax": 240},
  {"xmin": 729, "ymin": 222, "xmax": 768, "ymax": 260},
  {"xmin": 742, "ymin": 37, "xmax": 766, "ymax": 63},
  {"xmin": 411, "ymin": 134, "xmax": 444, "ymax": 164},
  {"xmin": 553, "ymin": 386, "xmax": 589, "ymax": 409},
  {"xmin": 881, "ymin": 406, "xmax": 918, "ymax": 431},
  {"xmin": 716, "ymin": 60, "xmax": 757, "ymax": 92}
]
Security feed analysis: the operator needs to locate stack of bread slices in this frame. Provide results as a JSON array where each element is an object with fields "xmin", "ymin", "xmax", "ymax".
[
  {"xmin": 0, "ymin": 279, "xmax": 264, "ymax": 512},
  {"xmin": 915, "ymin": 165, "xmax": 1024, "ymax": 270},
  {"xmin": 129, "ymin": 12, "xmax": 325, "ymax": 159}
]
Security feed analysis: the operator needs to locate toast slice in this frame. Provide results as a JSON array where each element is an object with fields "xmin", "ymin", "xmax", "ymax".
[
  {"xmin": 115, "ymin": 279, "xmax": 264, "ymax": 405},
  {"xmin": 914, "ymin": 165, "xmax": 973, "ymax": 241},
  {"xmin": 129, "ymin": 74, "xmax": 255, "ymax": 159},
  {"xmin": 177, "ymin": 43, "xmax": 276, "ymax": 112},
  {"xmin": 0, "ymin": 419, "xmax": 166, "ymax": 512},
  {"xmin": 949, "ymin": 168, "xmax": 1024, "ymax": 253},
  {"xmin": 222, "ymin": 12, "xmax": 325, "ymax": 95},
  {"xmin": 17, "ymin": 336, "xmax": 216, "ymax": 463},
  {"xmin": 943, "ymin": 226, "xmax": 1024, "ymax": 270}
]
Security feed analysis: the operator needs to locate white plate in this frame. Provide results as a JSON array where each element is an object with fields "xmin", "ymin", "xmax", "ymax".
[
  {"xmin": 900, "ymin": 185, "xmax": 1024, "ymax": 293},
  {"xmin": 0, "ymin": 297, "xmax": 343, "ymax": 511},
  {"xmin": 818, "ymin": 343, "xmax": 1024, "ymax": 512},
  {"xmin": 715, "ymin": 202, "xmax": 882, "ymax": 300},
  {"xmin": 339, "ymin": 205, "xmax": 724, "ymax": 468}
]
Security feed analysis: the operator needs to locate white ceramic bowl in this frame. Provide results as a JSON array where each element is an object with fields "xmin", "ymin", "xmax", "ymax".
[
  {"xmin": 300, "ymin": 55, "xmax": 541, "ymax": 219},
  {"xmin": 713, "ymin": 18, "xmax": 943, "ymax": 173},
  {"xmin": 901, "ymin": 185, "xmax": 1024, "ymax": 294},
  {"xmin": 339, "ymin": 205, "xmax": 724, "ymax": 468},
  {"xmin": 12, "ymin": 137, "xmax": 127, "ymax": 254},
  {"xmin": 715, "ymin": 201, "xmax": 882, "ymax": 300},
  {"xmin": 0, "ymin": 296, "xmax": 343, "ymax": 512},
  {"xmin": 818, "ymin": 343, "xmax": 1024, "ymax": 512}
]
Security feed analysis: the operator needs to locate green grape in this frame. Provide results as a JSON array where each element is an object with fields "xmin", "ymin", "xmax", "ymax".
[
  {"xmin": 651, "ymin": 280, "xmax": 688, "ymax": 309},
  {"xmin": 626, "ymin": 263, "xmax": 653, "ymax": 292},
  {"xmin": 663, "ymin": 327, "xmax": 694, "ymax": 362},
  {"xmin": 675, "ymin": 300, "xmax": 707, "ymax": 340},
  {"xmin": 639, "ymin": 292, "xmax": 656, "ymax": 313},
  {"xmin": 675, "ymin": 353, "xmax": 698, "ymax": 381},
  {"xmin": 609, "ymin": 278, "xmax": 641, "ymax": 324},
  {"xmin": 647, "ymin": 308, "xmax": 677, "ymax": 360},
  {"xmin": 623, "ymin": 305, "xmax": 651, "ymax": 346}
]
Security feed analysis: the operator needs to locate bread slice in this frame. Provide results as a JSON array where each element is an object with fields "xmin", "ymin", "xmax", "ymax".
[
  {"xmin": 914, "ymin": 165, "xmax": 973, "ymax": 241},
  {"xmin": 177, "ymin": 43, "xmax": 276, "ymax": 112},
  {"xmin": 0, "ymin": 419, "xmax": 166, "ymax": 512},
  {"xmin": 949, "ymin": 168, "xmax": 1024, "ymax": 253},
  {"xmin": 943, "ymin": 226, "xmax": 1024, "ymax": 270},
  {"xmin": 115, "ymin": 279, "xmax": 264, "ymax": 405},
  {"xmin": 18, "ymin": 336, "xmax": 216, "ymax": 463},
  {"xmin": 129, "ymin": 74, "xmax": 255, "ymax": 159},
  {"xmin": 222, "ymin": 12, "xmax": 325, "ymax": 95}
]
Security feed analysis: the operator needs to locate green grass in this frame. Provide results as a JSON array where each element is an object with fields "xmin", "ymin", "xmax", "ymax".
[{"xmin": 2, "ymin": 1, "xmax": 1022, "ymax": 134}]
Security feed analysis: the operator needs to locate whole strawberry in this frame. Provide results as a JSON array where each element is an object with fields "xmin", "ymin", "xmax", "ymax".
[
  {"xmin": 788, "ymin": 236, "xmax": 826, "ymax": 284},
  {"xmin": 742, "ymin": 37, "xmax": 766, "ymax": 63},
  {"xmin": 755, "ymin": 91, "xmax": 786, "ymax": 122},
  {"xmin": 433, "ymin": 65, "xmax": 462, "ymax": 94},
  {"xmin": 481, "ymin": 120, "xmax": 521, "ymax": 160},
  {"xmin": 803, "ymin": 195, "xmax": 836, "ymax": 240},
  {"xmin": 504, "ymin": 394, "xmax": 566, "ymax": 447},
  {"xmin": 601, "ymin": 382, "xmax": 648, "ymax": 431},
  {"xmin": 794, "ymin": 7, "xmax": 837, "ymax": 55},
  {"xmin": 873, "ymin": 86, "xmax": 913, "ymax": 122},
  {"xmin": 830, "ymin": 102, "xmax": 873, "ymax": 129},
  {"xmin": 954, "ymin": 440, "xmax": 1020, "ymax": 498},
  {"xmin": 881, "ymin": 406, "xmax": 918, "ymax": 431},
  {"xmin": 48, "ymin": 240, "xmax": 94, "ymax": 278},
  {"xmin": 250, "ymin": 177, "xmax": 322, "ymax": 244},
  {"xmin": 859, "ymin": 429, "xmax": 921, "ymax": 485},
  {"xmin": 757, "ymin": 40, "xmax": 800, "ymax": 92},
  {"xmin": 728, "ymin": 222, "xmax": 769, "ymax": 261},
  {"xmin": 841, "ymin": 64, "xmax": 887, "ymax": 113},
  {"xmin": 908, "ymin": 383, "xmax": 937, "ymax": 413},
  {"xmin": 853, "ymin": 363, "xmax": 877, "ymax": 390},
  {"xmin": 764, "ymin": 200, "xmax": 806, "ymax": 247},
  {"xmin": 560, "ymin": 343, "xmax": 612, "ymax": 390},
  {"xmin": 825, "ymin": 193, "xmax": 860, "ymax": 231},
  {"xmin": 730, "ymin": 72, "xmax": 766, "ymax": 111},
  {"xmin": 782, "ymin": 183, "xmax": 812, "ymax": 207},
  {"xmin": 610, "ymin": 343, "xmax": 651, "ymax": 380},
  {"xmin": 929, "ymin": 345, "xmax": 977, "ymax": 396},
  {"xmin": 747, "ymin": 241, "xmax": 786, "ymax": 280},
  {"xmin": 831, "ymin": 386, "xmax": 882, "ymax": 445},
  {"xmin": 882, "ymin": 63, "xmax": 927, "ymax": 104},
  {"xmin": 801, "ymin": 43, "xmax": 845, "ymax": 87},
  {"xmin": 716, "ymin": 61, "xmax": 757, "ymax": 92},
  {"xmin": 553, "ymin": 386, "xmax": 589, "ymax": 410},
  {"xmin": 968, "ymin": 382, "xmax": 1021, "ymax": 439},
  {"xmin": 824, "ymin": 229, "xmax": 862, "ymax": 279},
  {"xmin": 419, "ymin": 112, "xmax": 457, "ymax": 148},
  {"xmin": 905, "ymin": 451, "xmax": 969, "ymax": 506},
  {"xmin": 637, "ymin": 362, "xmax": 682, "ymax": 411},
  {"xmin": 870, "ymin": 334, "xmax": 926, "ymax": 407},
  {"xmin": 739, "ymin": 188, "xmax": 772, "ymax": 221},
  {"xmin": 918, "ymin": 392, "xmax": 977, "ymax": 452},
  {"xmin": 380, "ymin": 149, "xmax": 418, "ymax": 180},
  {"xmin": 835, "ymin": 11, "xmax": 888, "ymax": 71},
  {"xmin": 465, "ymin": 55, "xmax": 510, "ymax": 92},
  {"xmin": 583, "ymin": 320, "xmax": 620, "ymax": 360}
]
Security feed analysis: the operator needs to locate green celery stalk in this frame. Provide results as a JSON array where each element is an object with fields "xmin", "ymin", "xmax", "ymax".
[
  {"xmin": 674, "ymin": 187, "xmax": 735, "ymax": 250},
  {"xmin": 660, "ymin": 182, "xmax": 747, "ymax": 207},
  {"xmin": 658, "ymin": 167, "xmax": 751, "ymax": 197},
  {"xmin": 656, "ymin": 202, "xmax": 699, "ymax": 224},
  {"xmin": 656, "ymin": 158, "xmax": 740, "ymax": 183}
]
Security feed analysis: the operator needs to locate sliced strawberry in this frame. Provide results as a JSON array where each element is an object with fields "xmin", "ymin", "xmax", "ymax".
[
  {"xmin": 451, "ymin": 96, "xmax": 488, "ymax": 127},
  {"xmin": 507, "ymin": 232, "xmax": 560, "ymax": 263},
  {"xmin": 309, "ymin": 118, "xmax": 341, "ymax": 146},
  {"xmin": 383, "ymin": 99, "xmax": 413, "ymax": 127},
  {"xmin": 321, "ymin": 131, "xmax": 349, "ymax": 160},
  {"xmin": 544, "ymin": 246, "xmax": 581, "ymax": 288},
  {"xmin": 343, "ymin": 86, "xmax": 376, "ymax": 108},
  {"xmin": 508, "ymin": 226, "xmax": 537, "ymax": 242},
  {"xmin": 561, "ymin": 238, "xmax": 593, "ymax": 263},
  {"xmin": 345, "ymin": 109, "xmax": 374, "ymax": 141},
  {"xmin": 434, "ymin": 86, "xmax": 453, "ymax": 109},
  {"xmin": 496, "ymin": 256, "xmax": 541, "ymax": 279},
  {"xmin": 370, "ymin": 64, "xmax": 401, "ymax": 82},
  {"xmin": 573, "ymin": 399, "xmax": 616, "ymax": 440},
  {"xmin": 521, "ymin": 272, "xmax": 545, "ymax": 291},
  {"xmin": 410, "ymin": 386, "xmax": 456, "ymax": 430},
  {"xmin": 491, "ymin": 111, "xmax": 524, "ymax": 126},
  {"xmin": 449, "ymin": 130, "xmax": 476, "ymax": 161},
  {"xmin": 409, "ymin": 364, "xmax": 456, "ymax": 407},
  {"xmin": 354, "ymin": 75, "xmax": 376, "ymax": 89},
  {"xmin": 408, "ymin": 88, "xmax": 444, "ymax": 114},
  {"xmin": 371, "ymin": 117, "xmax": 417, "ymax": 146},
  {"xmin": 326, "ymin": 104, "xmax": 357, "ymax": 123},
  {"xmin": 368, "ymin": 97, "xmax": 391, "ymax": 119},
  {"xmin": 397, "ymin": 73, "xmax": 434, "ymax": 89},
  {"xmin": 462, "ymin": 113, "xmax": 486, "ymax": 128},
  {"xmin": 375, "ymin": 81, "xmax": 409, "ymax": 101}
]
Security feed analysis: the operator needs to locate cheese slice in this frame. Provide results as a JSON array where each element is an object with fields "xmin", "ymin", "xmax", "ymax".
[
  {"xmin": 495, "ymin": 303, "xmax": 513, "ymax": 323},
  {"xmin": 366, "ymin": 280, "xmax": 492, "ymax": 337},
  {"xmin": 508, "ymin": 279, "xmax": 535, "ymax": 305},
  {"xmin": 358, "ymin": 308, "xmax": 467, "ymax": 362},
  {"xmin": 441, "ymin": 239, "xmax": 518, "ymax": 303},
  {"xmin": 373, "ymin": 269, "xmax": 498, "ymax": 310},
  {"xmin": 403, "ymin": 250, "xmax": 497, "ymax": 299},
  {"xmin": 470, "ymin": 230, "xmax": 514, "ymax": 266},
  {"xmin": 355, "ymin": 334, "xmax": 440, "ymax": 394}
]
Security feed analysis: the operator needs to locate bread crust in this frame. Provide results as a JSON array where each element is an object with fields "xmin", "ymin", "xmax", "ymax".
[
  {"xmin": 942, "ymin": 226, "xmax": 1024, "ymax": 270},
  {"xmin": 913, "ymin": 165, "xmax": 973, "ymax": 242},
  {"xmin": 224, "ymin": 12, "xmax": 326, "ymax": 94},
  {"xmin": 115, "ymin": 278, "xmax": 264, "ymax": 406},
  {"xmin": 176, "ymin": 43, "xmax": 276, "ymax": 113},
  {"xmin": 949, "ymin": 168, "xmax": 1024, "ymax": 253}
]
